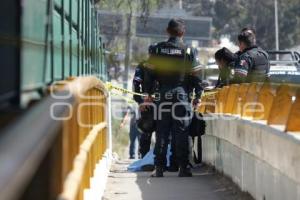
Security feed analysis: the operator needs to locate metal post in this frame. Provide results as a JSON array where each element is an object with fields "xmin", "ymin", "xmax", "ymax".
[
  {"xmin": 77, "ymin": 0, "xmax": 80, "ymax": 76},
  {"xmin": 123, "ymin": 13, "xmax": 132, "ymax": 90},
  {"xmin": 87, "ymin": 1, "xmax": 90, "ymax": 74},
  {"xmin": 69, "ymin": 0, "xmax": 72, "ymax": 76},
  {"xmin": 275, "ymin": 0, "xmax": 279, "ymax": 51},
  {"xmin": 179, "ymin": 0, "xmax": 183, "ymax": 9},
  {"xmin": 107, "ymin": 91, "xmax": 113, "ymax": 158},
  {"xmin": 85, "ymin": 0, "xmax": 88, "ymax": 74},
  {"xmin": 61, "ymin": 0, "xmax": 65, "ymax": 79},
  {"xmin": 50, "ymin": 0, "xmax": 54, "ymax": 82},
  {"xmin": 81, "ymin": 0, "xmax": 84, "ymax": 75}
]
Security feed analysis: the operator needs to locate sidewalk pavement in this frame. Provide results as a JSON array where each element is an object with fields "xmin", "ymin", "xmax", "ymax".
[{"xmin": 103, "ymin": 160, "xmax": 253, "ymax": 200}]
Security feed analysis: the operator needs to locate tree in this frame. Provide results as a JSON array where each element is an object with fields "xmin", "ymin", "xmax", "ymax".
[
  {"xmin": 278, "ymin": 0, "xmax": 300, "ymax": 49},
  {"xmin": 186, "ymin": 0, "xmax": 300, "ymax": 49},
  {"xmin": 98, "ymin": 0, "xmax": 160, "ymax": 84}
]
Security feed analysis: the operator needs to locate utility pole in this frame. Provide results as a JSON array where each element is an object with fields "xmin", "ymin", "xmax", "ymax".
[
  {"xmin": 123, "ymin": 4, "xmax": 133, "ymax": 90},
  {"xmin": 274, "ymin": 0, "xmax": 279, "ymax": 51},
  {"xmin": 179, "ymin": 0, "xmax": 183, "ymax": 9}
]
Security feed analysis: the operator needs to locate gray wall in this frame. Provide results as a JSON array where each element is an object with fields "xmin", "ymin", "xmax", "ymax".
[{"xmin": 202, "ymin": 115, "xmax": 300, "ymax": 200}]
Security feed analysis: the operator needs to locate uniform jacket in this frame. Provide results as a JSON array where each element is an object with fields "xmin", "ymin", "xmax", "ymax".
[
  {"xmin": 133, "ymin": 62, "xmax": 156, "ymax": 104},
  {"xmin": 147, "ymin": 37, "xmax": 202, "ymax": 100},
  {"xmin": 233, "ymin": 46, "xmax": 270, "ymax": 83},
  {"xmin": 148, "ymin": 37, "xmax": 199, "ymax": 84}
]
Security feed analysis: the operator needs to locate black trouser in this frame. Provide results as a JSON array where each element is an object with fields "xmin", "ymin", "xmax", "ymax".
[
  {"xmin": 191, "ymin": 135, "xmax": 202, "ymax": 164},
  {"xmin": 139, "ymin": 130, "xmax": 178, "ymax": 166},
  {"xmin": 189, "ymin": 111, "xmax": 206, "ymax": 164},
  {"xmin": 139, "ymin": 130, "xmax": 178, "ymax": 167},
  {"xmin": 154, "ymin": 85, "xmax": 192, "ymax": 168},
  {"xmin": 170, "ymin": 130, "xmax": 178, "ymax": 167},
  {"xmin": 137, "ymin": 108, "xmax": 155, "ymax": 158},
  {"xmin": 139, "ymin": 131, "xmax": 153, "ymax": 158},
  {"xmin": 129, "ymin": 121, "xmax": 140, "ymax": 158}
]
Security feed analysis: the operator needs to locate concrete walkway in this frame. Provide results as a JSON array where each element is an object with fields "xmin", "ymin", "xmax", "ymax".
[{"xmin": 103, "ymin": 160, "xmax": 253, "ymax": 200}]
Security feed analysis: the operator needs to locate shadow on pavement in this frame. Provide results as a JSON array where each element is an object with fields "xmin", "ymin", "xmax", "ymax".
[
  {"xmin": 134, "ymin": 165, "xmax": 253, "ymax": 200},
  {"xmin": 103, "ymin": 160, "xmax": 253, "ymax": 200}
]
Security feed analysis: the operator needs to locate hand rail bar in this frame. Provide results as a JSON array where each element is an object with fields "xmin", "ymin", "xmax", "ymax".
[{"xmin": 0, "ymin": 91, "xmax": 74, "ymax": 200}]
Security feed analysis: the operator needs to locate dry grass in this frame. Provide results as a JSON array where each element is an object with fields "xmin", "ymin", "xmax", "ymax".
[{"xmin": 111, "ymin": 117, "xmax": 130, "ymax": 159}]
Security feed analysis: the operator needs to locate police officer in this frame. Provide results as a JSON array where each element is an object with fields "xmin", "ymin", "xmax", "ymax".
[
  {"xmin": 235, "ymin": 28, "xmax": 256, "ymax": 57},
  {"xmin": 148, "ymin": 18, "xmax": 201, "ymax": 177},
  {"xmin": 233, "ymin": 28, "xmax": 270, "ymax": 83},
  {"xmin": 132, "ymin": 61, "xmax": 155, "ymax": 158},
  {"xmin": 133, "ymin": 58, "xmax": 180, "ymax": 172}
]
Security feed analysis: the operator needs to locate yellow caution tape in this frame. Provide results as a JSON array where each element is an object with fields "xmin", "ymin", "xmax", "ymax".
[
  {"xmin": 201, "ymin": 91, "xmax": 218, "ymax": 97},
  {"xmin": 105, "ymin": 82, "xmax": 147, "ymax": 97},
  {"xmin": 110, "ymin": 92, "xmax": 136, "ymax": 104},
  {"xmin": 106, "ymin": 82, "xmax": 218, "ymax": 101}
]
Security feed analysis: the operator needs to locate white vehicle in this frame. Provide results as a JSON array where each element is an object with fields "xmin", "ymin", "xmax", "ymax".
[{"xmin": 268, "ymin": 51, "xmax": 300, "ymax": 84}]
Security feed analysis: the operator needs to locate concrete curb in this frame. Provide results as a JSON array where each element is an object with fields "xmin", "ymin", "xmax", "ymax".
[{"xmin": 202, "ymin": 114, "xmax": 300, "ymax": 200}]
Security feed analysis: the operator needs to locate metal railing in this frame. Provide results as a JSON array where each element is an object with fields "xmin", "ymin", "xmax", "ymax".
[{"xmin": 0, "ymin": 76, "xmax": 110, "ymax": 200}]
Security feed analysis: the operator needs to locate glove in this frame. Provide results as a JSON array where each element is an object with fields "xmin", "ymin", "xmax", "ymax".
[
  {"xmin": 139, "ymin": 95, "xmax": 153, "ymax": 112},
  {"xmin": 192, "ymin": 98, "xmax": 200, "ymax": 109}
]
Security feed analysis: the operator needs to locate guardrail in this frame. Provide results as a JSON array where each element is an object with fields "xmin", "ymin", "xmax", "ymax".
[
  {"xmin": 200, "ymin": 83, "xmax": 300, "ymax": 132},
  {"xmin": 57, "ymin": 77, "xmax": 111, "ymax": 200},
  {"xmin": 0, "ymin": 76, "xmax": 111, "ymax": 200}
]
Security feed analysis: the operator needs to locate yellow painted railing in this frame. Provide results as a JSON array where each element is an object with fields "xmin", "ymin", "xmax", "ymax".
[
  {"xmin": 52, "ymin": 77, "xmax": 109, "ymax": 200},
  {"xmin": 0, "ymin": 76, "xmax": 110, "ymax": 200},
  {"xmin": 200, "ymin": 83, "xmax": 300, "ymax": 132}
]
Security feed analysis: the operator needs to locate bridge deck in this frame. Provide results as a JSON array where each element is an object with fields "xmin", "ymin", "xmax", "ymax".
[{"xmin": 103, "ymin": 160, "xmax": 253, "ymax": 200}]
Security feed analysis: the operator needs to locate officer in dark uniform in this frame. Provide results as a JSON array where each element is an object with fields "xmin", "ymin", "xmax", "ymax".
[
  {"xmin": 133, "ymin": 56, "xmax": 180, "ymax": 172},
  {"xmin": 148, "ymin": 18, "xmax": 201, "ymax": 177},
  {"xmin": 132, "ymin": 61, "xmax": 156, "ymax": 158},
  {"xmin": 233, "ymin": 28, "xmax": 270, "ymax": 83},
  {"xmin": 168, "ymin": 70, "xmax": 203, "ymax": 172}
]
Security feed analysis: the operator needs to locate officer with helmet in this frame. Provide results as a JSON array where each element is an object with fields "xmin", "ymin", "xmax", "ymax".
[{"xmin": 148, "ymin": 18, "xmax": 201, "ymax": 177}]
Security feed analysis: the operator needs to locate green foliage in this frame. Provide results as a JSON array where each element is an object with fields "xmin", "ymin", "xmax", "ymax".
[
  {"xmin": 98, "ymin": 0, "xmax": 300, "ymax": 49},
  {"xmin": 186, "ymin": 0, "xmax": 300, "ymax": 49},
  {"xmin": 98, "ymin": 0, "xmax": 159, "ymax": 14},
  {"xmin": 278, "ymin": 0, "xmax": 300, "ymax": 49},
  {"xmin": 98, "ymin": 0, "xmax": 160, "ymax": 60}
]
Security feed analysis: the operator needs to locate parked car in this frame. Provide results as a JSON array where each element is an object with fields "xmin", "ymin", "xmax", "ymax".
[{"xmin": 268, "ymin": 51, "xmax": 300, "ymax": 84}]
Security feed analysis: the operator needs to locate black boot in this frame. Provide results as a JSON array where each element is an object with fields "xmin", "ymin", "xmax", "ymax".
[
  {"xmin": 178, "ymin": 167, "xmax": 192, "ymax": 177},
  {"xmin": 151, "ymin": 166, "xmax": 164, "ymax": 177},
  {"xmin": 168, "ymin": 165, "xmax": 179, "ymax": 172}
]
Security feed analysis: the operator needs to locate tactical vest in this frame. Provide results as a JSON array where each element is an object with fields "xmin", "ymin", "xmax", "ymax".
[
  {"xmin": 243, "ymin": 46, "xmax": 270, "ymax": 82},
  {"xmin": 148, "ymin": 41, "xmax": 193, "ymax": 85}
]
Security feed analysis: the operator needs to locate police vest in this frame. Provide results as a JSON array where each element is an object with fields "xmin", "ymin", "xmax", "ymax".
[
  {"xmin": 142, "ymin": 65, "xmax": 156, "ymax": 94},
  {"xmin": 133, "ymin": 63, "xmax": 156, "ymax": 95},
  {"xmin": 244, "ymin": 47, "xmax": 270, "ymax": 82},
  {"xmin": 148, "ymin": 41, "xmax": 193, "ymax": 84}
]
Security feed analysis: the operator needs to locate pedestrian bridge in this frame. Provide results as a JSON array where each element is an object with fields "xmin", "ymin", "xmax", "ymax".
[{"xmin": 0, "ymin": 77, "xmax": 300, "ymax": 200}]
